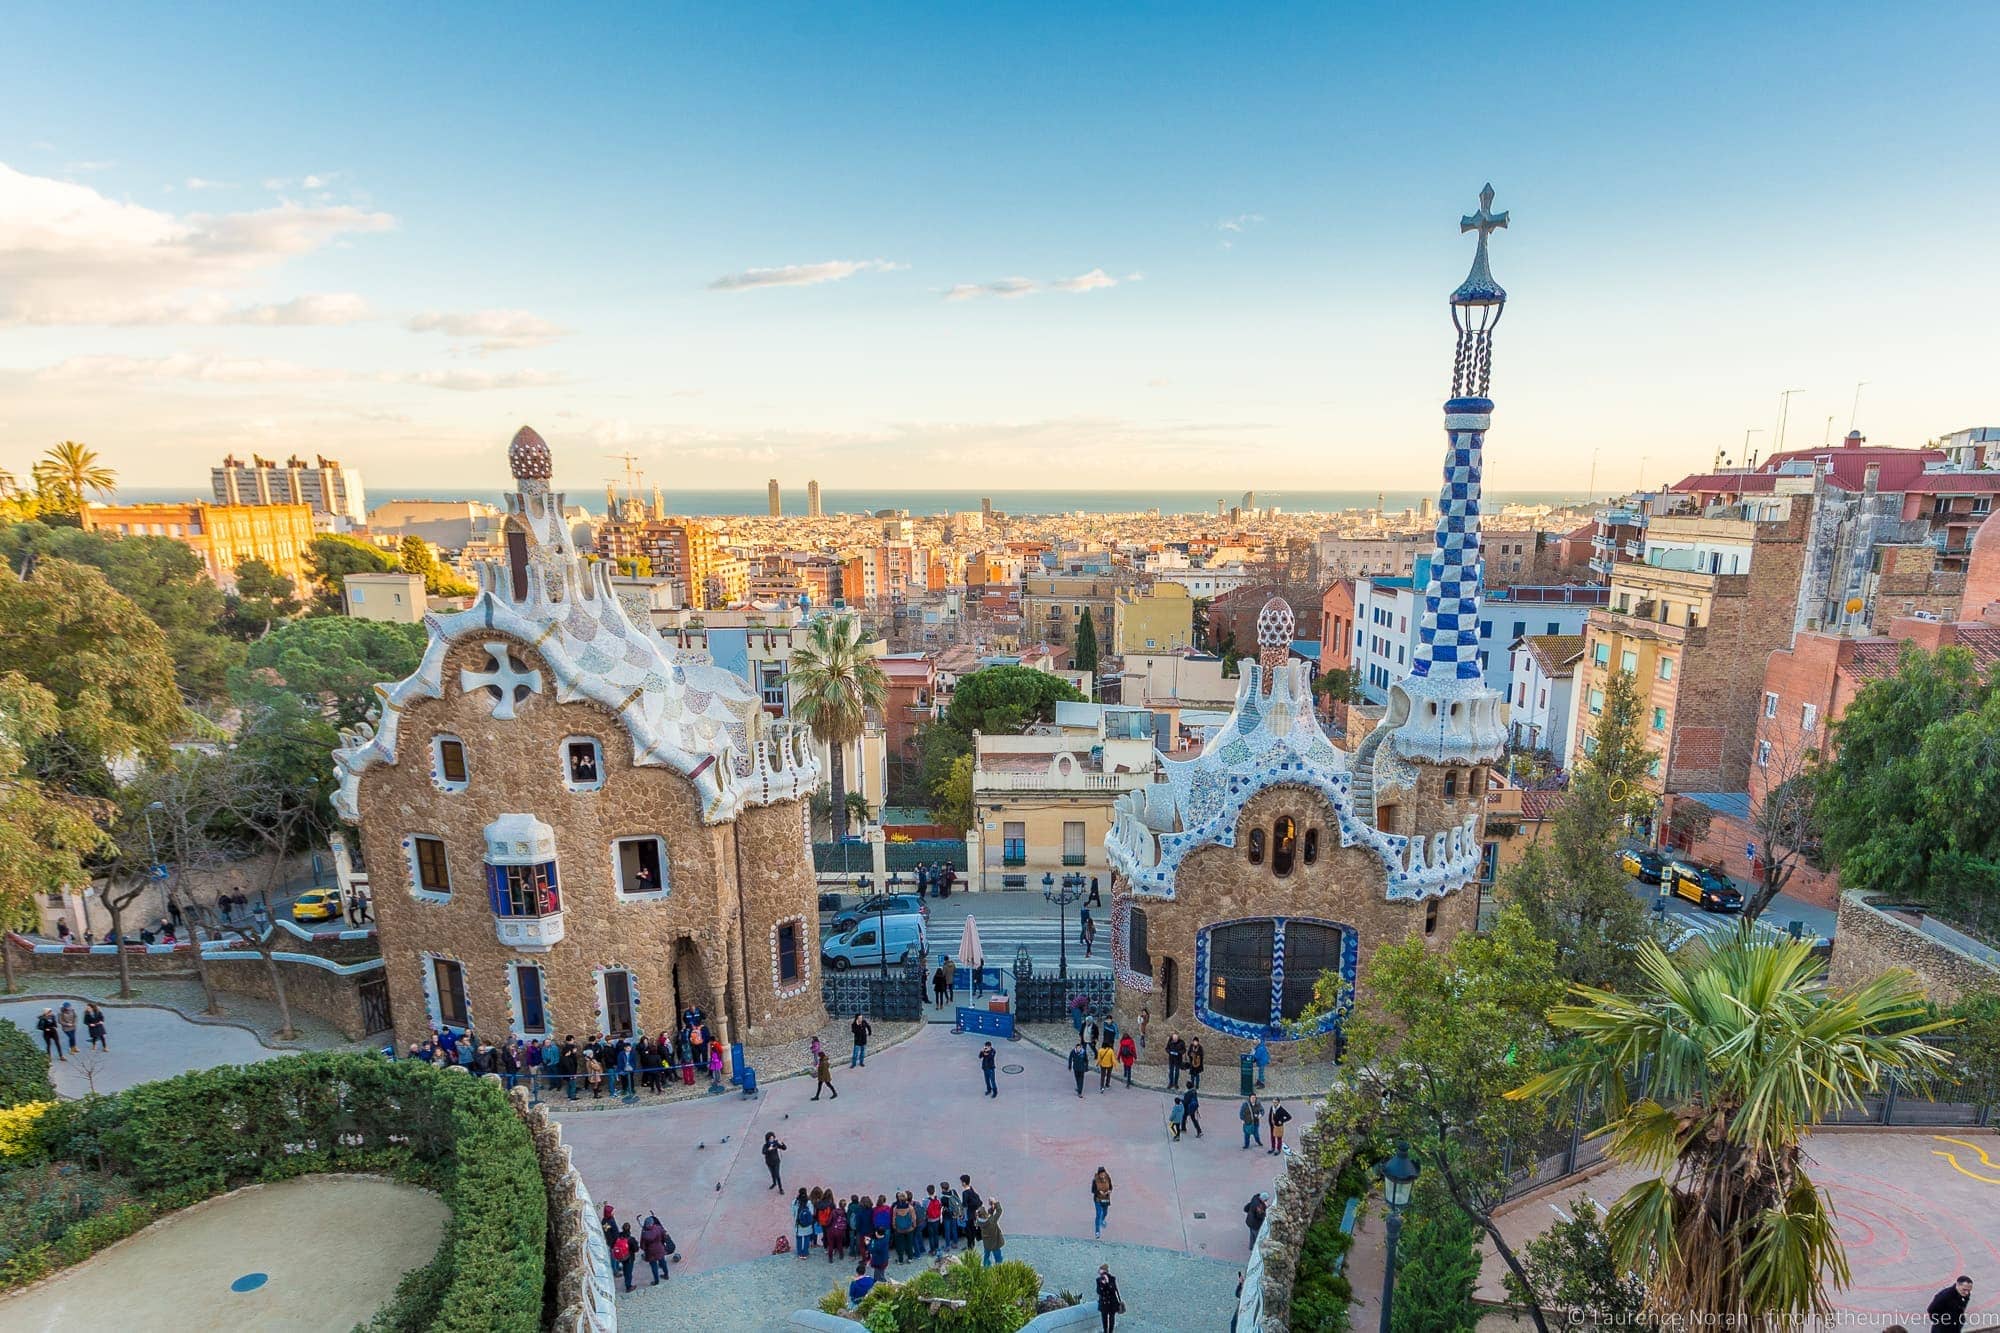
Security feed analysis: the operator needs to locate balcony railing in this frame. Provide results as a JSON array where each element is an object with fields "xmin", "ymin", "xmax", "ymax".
[
  {"xmin": 1062, "ymin": 853, "xmax": 1088, "ymax": 866},
  {"xmin": 976, "ymin": 769, "xmax": 1150, "ymax": 792},
  {"xmin": 494, "ymin": 912, "xmax": 565, "ymax": 952}
]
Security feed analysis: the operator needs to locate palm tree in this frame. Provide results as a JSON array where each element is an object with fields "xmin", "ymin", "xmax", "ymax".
[
  {"xmin": 1510, "ymin": 930, "xmax": 1950, "ymax": 1325},
  {"xmin": 785, "ymin": 613, "xmax": 889, "ymax": 844},
  {"xmin": 33, "ymin": 441, "xmax": 117, "ymax": 510}
]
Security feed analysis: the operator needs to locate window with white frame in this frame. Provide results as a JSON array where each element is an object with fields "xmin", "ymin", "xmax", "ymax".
[
  {"xmin": 1763, "ymin": 693, "xmax": 1778, "ymax": 719},
  {"xmin": 409, "ymin": 836, "xmax": 453, "ymax": 901},
  {"xmin": 563, "ymin": 737, "xmax": 604, "ymax": 791},
  {"xmin": 1800, "ymin": 703, "xmax": 1818, "ymax": 733},
  {"xmin": 1588, "ymin": 688, "xmax": 1605, "ymax": 716},
  {"xmin": 1756, "ymin": 739, "xmax": 1772, "ymax": 767},
  {"xmin": 433, "ymin": 734, "xmax": 469, "ymax": 791},
  {"xmin": 1658, "ymin": 656, "xmax": 1675, "ymax": 681},
  {"xmin": 1620, "ymin": 649, "xmax": 1638, "ymax": 674},
  {"xmin": 612, "ymin": 836, "xmax": 669, "ymax": 898}
]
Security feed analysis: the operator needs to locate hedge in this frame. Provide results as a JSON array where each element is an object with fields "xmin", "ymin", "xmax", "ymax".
[
  {"xmin": 0, "ymin": 1021, "xmax": 54, "ymax": 1109},
  {"xmin": 23, "ymin": 1055, "xmax": 546, "ymax": 1330}
]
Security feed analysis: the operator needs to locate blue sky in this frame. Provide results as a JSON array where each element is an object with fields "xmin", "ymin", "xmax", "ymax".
[{"xmin": 1, "ymin": 3, "xmax": 1993, "ymax": 494}]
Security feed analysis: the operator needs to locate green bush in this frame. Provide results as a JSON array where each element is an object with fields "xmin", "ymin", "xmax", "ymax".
[
  {"xmin": 20, "ymin": 1055, "xmax": 546, "ymax": 1330},
  {"xmin": 852, "ymin": 1254, "xmax": 1044, "ymax": 1332},
  {"xmin": 0, "ymin": 1021, "xmax": 54, "ymax": 1109}
]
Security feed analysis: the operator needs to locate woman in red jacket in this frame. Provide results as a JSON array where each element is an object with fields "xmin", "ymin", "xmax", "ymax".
[{"xmin": 1117, "ymin": 1034, "xmax": 1137, "ymax": 1087}]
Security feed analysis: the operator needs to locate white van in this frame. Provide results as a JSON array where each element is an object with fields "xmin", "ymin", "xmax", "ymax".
[{"xmin": 822, "ymin": 912, "xmax": 926, "ymax": 970}]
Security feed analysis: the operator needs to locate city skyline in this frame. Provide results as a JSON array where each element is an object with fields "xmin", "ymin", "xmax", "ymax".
[{"xmin": 2, "ymin": 5, "xmax": 1994, "ymax": 492}]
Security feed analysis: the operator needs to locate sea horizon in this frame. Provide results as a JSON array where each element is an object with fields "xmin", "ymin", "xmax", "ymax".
[{"xmin": 112, "ymin": 485, "xmax": 1593, "ymax": 519}]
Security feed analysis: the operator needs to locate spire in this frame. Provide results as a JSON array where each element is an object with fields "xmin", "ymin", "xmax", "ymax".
[
  {"xmin": 508, "ymin": 425, "xmax": 553, "ymax": 481},
  {"xmin": 1384, "ymin": 184, "xmax": 1511, "ymax": 766}
]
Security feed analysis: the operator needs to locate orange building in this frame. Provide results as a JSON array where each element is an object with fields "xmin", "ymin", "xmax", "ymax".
[{"xmin": 81, "ymin": 500, "xmax": 316, "ymax": 589}]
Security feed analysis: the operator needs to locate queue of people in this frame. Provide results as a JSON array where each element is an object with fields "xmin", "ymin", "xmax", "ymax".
[{"xmin": 396, "ymin": 1005, "xmax": 733, "ymax": 1098}]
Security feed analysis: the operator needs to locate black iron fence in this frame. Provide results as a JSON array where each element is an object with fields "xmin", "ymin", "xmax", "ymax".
[{"xmin": 821, "ymin": 960, "xmax": 924, "ymax": 1022}]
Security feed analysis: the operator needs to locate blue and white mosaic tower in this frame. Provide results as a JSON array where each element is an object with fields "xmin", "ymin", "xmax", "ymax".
[{"xmin": 1386, "ymin": 184, "xmax": 1511, "ymax": 765}]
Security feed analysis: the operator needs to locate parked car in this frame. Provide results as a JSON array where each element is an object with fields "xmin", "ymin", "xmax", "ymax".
[
  {"xmin": 1667, "ymin": 861, "xmax": 1743, "ymax": 913},
  {"xmin": 817, "ymin": 892, "xmax": 844, "ymax": 914},
  {"xmin": 1619, "ymin": 848, "xmax": 1666, "ymax": 884},
  {"xmin": 828, "ymin": 893, "xmax": 929, "ymax": 934},
  {"xmin": 291, "ymin": 888, "xmax": 344, "ymax": 923},
  {"xmin": 822, "ymin": 913, "xmax": 926, "ymax": 970}
]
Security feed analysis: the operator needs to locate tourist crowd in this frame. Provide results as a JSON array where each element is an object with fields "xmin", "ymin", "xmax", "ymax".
[{"xmin": 395, "ymin": 1005, "xmax": 739, "ymax": 1098}]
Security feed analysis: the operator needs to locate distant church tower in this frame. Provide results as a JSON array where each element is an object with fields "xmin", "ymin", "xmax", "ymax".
[{"xmin": 767, "ymin": 478, "xmax": 782, "ymax": 516}]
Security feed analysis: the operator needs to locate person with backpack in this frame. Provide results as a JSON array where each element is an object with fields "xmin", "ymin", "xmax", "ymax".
[
  {"xmin": 1117, "ymin": 1033, "xmax": 1137, "ymax": 1086},
  {"xmin": 1244, "ymin": 1192, "xmax": 1268, "ymax": 1245},
  {"xmin": 1181, "ymin": 1086, "xmax": 1204, "ymax": 1137},
  {"xmin": 34, "ymin": 1009, "xmax": 62, "ymax": 1061},
  {"xmin": 1096, "ymin": 1264, "xmax": 1124, "ymax": 1333},
  {"xmin": 1169, "ymin": 1095, "xmax": 1186, "ymax": 1140},
  {"xmin": 890, "ymin": 1192, "xmax": 919, "ymax": 1263},
  {"xmin": 793, "ymin": 1189, "xmax": 816, "ymax": 1257},
  {"xmin": 923, "ymin": 1184, "xmax": 943, "ymax": 1255},
  {"xmin": 1091, "ymin": 1166, "xmax": 1113, "ymax": 1237},
  {"xmin": 868, "ymin": 1228, "xmax": 890, "ymax": 1281},
  {"xmin": 940, "ymin": 1180, "xmax": 963, "ymax": 1247},
  {"xmin": 1096, "ymin": 1040, "xmax": 1116, "ymax": 1091},
  {"xmin": 1069, "ymin": 1040, "xmax": 1091, "ymax": 1097},
  {"xmin": 1186, "ymin": 1038, "xmax": 1206, "ymax": 1090},
  {"xmin": 613, "ymin": 1222, "xmax": 637, "ymax": 1290},
  {"xmin": 639, "ymin": 1212, "xmax": 673, "ymax": 1284},
  {"xmin": 958, "ymin": 1176, "xmax": 983, "ymax": 1252},
  {"xmin": 825, "ymin": 1199, "xmax": 849, "ymax": 1263}
]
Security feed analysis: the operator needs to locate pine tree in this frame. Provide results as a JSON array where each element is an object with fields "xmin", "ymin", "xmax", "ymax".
[
  {"xmin": 1073, "ymin": 607, "xmax": 1100, "ymax": 678},
  {"xmin": 1390, "ymin": 1179, "xmax": 1482, "ymax": 1333}
]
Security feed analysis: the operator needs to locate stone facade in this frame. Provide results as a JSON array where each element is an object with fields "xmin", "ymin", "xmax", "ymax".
[
  {"xmin": 334, "ymin": 428, "xmax": 826, "ymax": 1054},
  {"xmin": 1829, "ymin": 893, "xmax": 2000, "ymax": 1006}
]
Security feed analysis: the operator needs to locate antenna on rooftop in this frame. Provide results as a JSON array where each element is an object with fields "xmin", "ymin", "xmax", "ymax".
[
  {"xmin": 1774, "ymin": 389, "xmax": 1804, "ymax": 455},
  {"xmin": 1848, "ymin": 380, "xmax": 1869, "ymax": 434}
]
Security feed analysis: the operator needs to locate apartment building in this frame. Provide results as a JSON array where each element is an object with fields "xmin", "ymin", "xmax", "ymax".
[
  {"xmin": 971, "ymin": 702, "xmax": 1158, "ymax": 888},
  {"xmin": 1506, "ymin": 634, "xmax": 1583, "ymax": 760},
  {"xmin": 342, "ymin": 571, "xmax": 426, "ymax": 623},
  {"xmin": 81, "ymin": 500, "xmax": 316, "ymax": 589},
  {"xmin": 1020, "ymin": 574, "xmax": 1123, "ymax": 651},
  {"xmin": 1573, "ymin": 499, "xmax": 1810, "ymax": 794},
  {"xmin": 1111, "ymin": 582, "xmax": 1195, "ymax": 653},
  {"xmin": 212, "ymin": 452, "xmax": 367, "ymax": 526},
  {"xmin": 595, "ymin": 519, "xmax": 723, "ymax": 608},
  {"xmin": 1315, "ymin": 530, "xmax": 1428, "ymax": 580}
]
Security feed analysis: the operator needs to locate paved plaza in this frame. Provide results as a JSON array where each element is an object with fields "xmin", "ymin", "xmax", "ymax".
[
  {"xmin": 0, "ymin": 998, "xmax": 286, "ymax": 1096},
  {"xmin": 1474, "ymin": 1130, "xmax": 2000, "ymax": 1327},
  {"xmin": 559, "ymin": 1023, "xmax": 1288, "ymax": 1325}
]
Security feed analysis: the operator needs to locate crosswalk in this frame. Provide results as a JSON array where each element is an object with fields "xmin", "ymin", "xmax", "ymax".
[
  {"xmin": 1659, "ymin": 911, "xmax": 1825, "ymax": 951},
  {"xmin": 926, "ymin": 914, "xmax": 1111, "ymax": 973}
]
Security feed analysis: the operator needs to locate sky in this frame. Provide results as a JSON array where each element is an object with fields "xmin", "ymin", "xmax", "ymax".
[{"xmin": 0, "ymin": 3, "xmax": 1994, "ymax": 497}]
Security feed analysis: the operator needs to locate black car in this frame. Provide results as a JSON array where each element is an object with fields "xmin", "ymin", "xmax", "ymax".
[
  {"xmin": 828, "ymin": 893, "xmax": 929, "ymax": 934},
  {"xmin": 1619, "ymin": 848, "xmax": 1666, "ymax": 884}
]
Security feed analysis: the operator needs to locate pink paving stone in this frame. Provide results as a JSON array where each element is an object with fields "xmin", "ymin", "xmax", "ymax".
[{"xmin": 557, "ymin": 1023, "xmax": 1292, "ymax": 1274}]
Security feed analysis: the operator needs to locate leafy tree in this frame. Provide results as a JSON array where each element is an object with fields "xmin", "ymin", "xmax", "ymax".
[
  {"xmin": 917, "ymin": 665, "xmax": 1086, "ymax": 796},
  {"xmin": 223, "ymin": 559, "xmax": 303, "ymax": 639},
  {"xmin": 399, "ymin": 534, "xmax": 475, "ymax": 597},
  {"xmin": 1511, "ymin": 930, "xmax": 1950, "ymax": 1325},
  {"xmin": 1390, "ymin": 1177, "xmax": 1482, "ymax": 1333},
  {"xmin": 1744, "ymin": 748, "xmax": 1820, "ymax": 923},
  {"xmin": 931, "ymin": 752, "xmax": 974, "ymax": 832},
  {"xmin": 784, "ymin": 614, "xmax": 889, "ymax": 843},
  {"xmin": 1311, "ymin": 667, "xmax": 1362, "ymax": 704},
  {"xmin": 1499, "ymin": 669, "xmax": 1658, "ymax": 988},
  {"xmin": 1297, "ymin": 906, "xmax": 1566, "ymax": 1332},
  {"xmin": 1503, "ymin": 1195, "xmax": 1646, "ymax": 1328},
  {"xmin": 614, "ymin": 554, "xmax": 652, "ymax": 578},
  {"xmin": 0, "ymin": 559, "xmax": 188, "ymax": 794},
  {"xmin": 0, "ymin": 521, "xmax": 242, "ymax": 702},
  {"xmin": 232, "ymin": 616, "xmax": 427, "ymax": 729},
  {"xmin": 0, "ymin": 675, "xmax": 112, "ymax": 993},
  {"xmin": 1814, "ymin": 644, "xmax": 2000, "ymax": 937},
  {"xmin": 305, "ymin": 534, "xmax": 398, "ymax": 613},
  {"xmin": 30, "ymin": 441, "xmax": 116, "ymax": 514},
  {"xmin": 1945, "ymin": 988, "xmax": 2000, "ymax": 1117},
  {"xmin": 1072, "ymin": 606, "xmax": 1100, "ymax": 677}
]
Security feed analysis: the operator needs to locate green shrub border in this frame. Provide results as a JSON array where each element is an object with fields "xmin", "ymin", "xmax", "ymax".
[
  {"xmin": 8, "ymin": 1055, "xmax": 546, "ymax": 1332},
  {"xmin": 0, "ymin": 1018, "xmax": 55, "ymax": 1109}
]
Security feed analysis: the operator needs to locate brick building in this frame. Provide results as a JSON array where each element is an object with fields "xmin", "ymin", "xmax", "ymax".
[
  {"xmin": 333, "ymin": 428, "xmax": 825, "ymax": 1053},
  {"xmin": 1573, "ymin": 499, "xmax": 1811, "ymax": 794}
]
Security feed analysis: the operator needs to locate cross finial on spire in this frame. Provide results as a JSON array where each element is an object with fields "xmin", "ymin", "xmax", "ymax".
[{"xmin": 1460, "ymin": 182, "xmax": 1507, "ymax": 243}]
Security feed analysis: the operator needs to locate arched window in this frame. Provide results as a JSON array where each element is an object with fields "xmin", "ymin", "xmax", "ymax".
[
  {"xmin": 1424, "ymin": 898, "xmax": 1439, "ymax": 936},
  {"xmin": 1443, "ymin": 770, "xmax": 1459, "ymax": 798},
  {"xmin": 1160, "ymin": 957, "xmax": 1179, "ymax": 1018},
  {"xmin": 1247, "ymin": 828, "xmax": 1266, "ymax": 866},
  {"xmin": 506, "ymin": 524, "xmax": 531, "ymax": 600},
  {"xmin": 1207, "ymin": 920, "xmax": 1275, "ymax": 1023},
  {"xmin": 1271, "ymin": 815, "xmax": 1298, "ymax": 876},
  {"xmin": 1302, "ymin": 827, "xmax": 1320, "ymax": 866}
]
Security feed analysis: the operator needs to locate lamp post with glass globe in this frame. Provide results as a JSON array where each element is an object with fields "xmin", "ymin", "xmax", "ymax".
[
  {"xmin": 1043, "ymin": 871, "xmax": 1085, "ymax": 979},
  {"xmin": 1377, "ymin": 1142, "xmax": 1421, "ymax": 1333}
]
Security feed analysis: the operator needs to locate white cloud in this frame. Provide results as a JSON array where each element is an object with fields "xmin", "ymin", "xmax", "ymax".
[
  {"xmin": 405, "ymin": 308, "xmax": 567, "ymax": 352},
  {"xmin": 0, "ymin": 160, "xmax": 394, "ymax": 324},
  {"xmin": 707, "ymin": 259, "xmax": 903, "ymax": 292},
  {"xmin": 63, "ymin": 161, "xmax": 115, "ymax": 174},
  {"xmin": 945, "ymin": 268, "xmax": 1126, "ymax": 301},
  {"xmin": 1218, "ymin": 213, "xmax": 1264, "ymax": 233},
  {"xmin": 37, "ymin": 353, "xmax": 562, "ymax": 392},
  {"xmin": 184, "ymin": 177, "xmax": 234, "ymax": 191}
]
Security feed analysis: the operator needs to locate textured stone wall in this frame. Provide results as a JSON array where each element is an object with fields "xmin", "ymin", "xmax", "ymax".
[
  {"xmin": 508, "ymin": 1085, "xmax": 616, "ymax": 1332},
  {"xmin": 1829, "ymin": 893, "xmax": 2000, "ymax": 1006},
  {"xmin": 355, "ymin": 635, "xmax": 825, "ymax": 1051},
  {"xmin": 1111, "ymin": 778, "xmax": 1479, "ymax": 1069},
  {"xmin": 202, "ymin": 957, "xmax": 376, "ymax": 1039},
  {"xmin": 1245, "ymin": 1106, "xmax": 1343, "ymax": 1331}
]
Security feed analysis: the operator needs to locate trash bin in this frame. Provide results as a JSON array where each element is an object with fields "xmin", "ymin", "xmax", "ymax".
[
  {"xmin": 740, "ymin": 1066, "xmax": 758, "ymax": 1096},
  {"xmin": 1239, "ymin": 1053, "xmax": 1255, "ymax": 1098}
]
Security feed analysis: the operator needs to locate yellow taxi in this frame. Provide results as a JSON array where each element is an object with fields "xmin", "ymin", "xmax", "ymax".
[{"xmin": 291, "ymin": 889, "xmax": 345, "ymax": 923}]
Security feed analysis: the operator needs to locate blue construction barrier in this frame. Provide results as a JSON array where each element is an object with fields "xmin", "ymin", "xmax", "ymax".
[
  {"xmin": 957, "ymin": 1006, "xmax": 1015, "ymax": 1039},
  {"xmin": 953, "ymin": 966, "xmax": 1007, "ymax": 995}
]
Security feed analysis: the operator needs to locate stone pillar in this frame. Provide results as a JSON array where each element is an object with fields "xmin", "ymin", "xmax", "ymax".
[
  {"xmin": 867, "ymin": 822, "xmax": 887, "ymax": 892},
  {"xmin": 964, "ymin": 826, "xmax": 983, "ymax": 892}
]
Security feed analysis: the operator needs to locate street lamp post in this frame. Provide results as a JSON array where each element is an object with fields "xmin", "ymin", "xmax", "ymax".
[
  {"xmin": 1378, "ymin": 1142, "xmax": 1421, "ymax": 1333},
  {"xmin": 1042, "ymin": 871, "xmax": 1084, "ymax": 980}
]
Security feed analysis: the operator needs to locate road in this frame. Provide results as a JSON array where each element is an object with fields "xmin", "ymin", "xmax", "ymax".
[
  {"xmin": 1619, "ymin": 865, "xmax": 1837, "ymax": 946},
  {"xmin": 820, "ymin": 887, "xmax": 1111, "ymax": 975}
]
